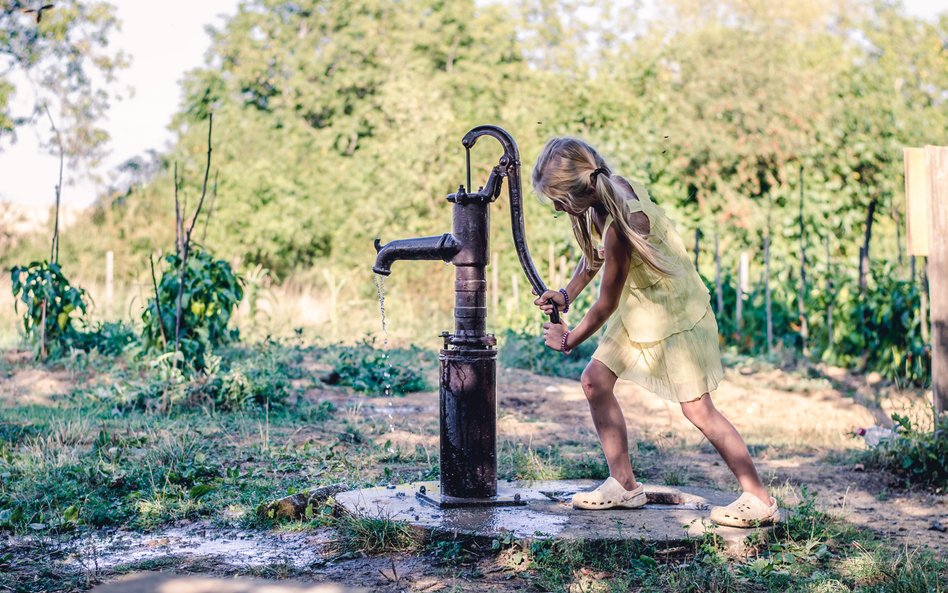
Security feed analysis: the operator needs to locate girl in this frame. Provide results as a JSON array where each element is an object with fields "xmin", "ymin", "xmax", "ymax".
[{"xmin": 531, "ymin": 137, "xmax": 779, "ymax": 527}]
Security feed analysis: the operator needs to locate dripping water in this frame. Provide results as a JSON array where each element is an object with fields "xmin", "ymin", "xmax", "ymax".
[{"xmin": 374, "ymin": 275, "xmax": 395, "ymax": 413}]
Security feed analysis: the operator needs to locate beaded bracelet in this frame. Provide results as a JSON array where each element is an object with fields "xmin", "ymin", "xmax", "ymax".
[
  {"xmin": 558, "ymin": 288, "xmax": 571, "ymax": 314},
  {"xmin": 560, "ymin": 330, "xmax": 572, "ymax": 355}
]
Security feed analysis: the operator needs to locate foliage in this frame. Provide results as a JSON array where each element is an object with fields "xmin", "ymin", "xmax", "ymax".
[
  {"xmin": 499, "ymin": 326, "xmax": 598, "ymax": 380},
  {"xmin": 323, "ymin": 340, "xmax": 432, "ymax": 396},
  {"xmin": 75, "ymin": 321, "xmax": 137, "ymax": 356},
  {"xmin": 141, "ymin": 249, "xmax": 244, "ymax": 371},
  {"xmin": 0, "ymin": 0, "xmax": 127, "ymax": 164},
  {"xmin": 10, "ymin": 260, "xmax": 87, "ymax": 359},
  {"xmin": 710, "ymin": 258, "xmax": 931, "ymax": 387},
  {"xmin": 863, "ymin": 412, "xmax": 948, "ymax": 493}
]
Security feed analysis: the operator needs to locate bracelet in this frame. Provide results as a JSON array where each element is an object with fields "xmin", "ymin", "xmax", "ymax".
[
  {"xmin": 560, "ymin": 330, "xmax": 572, "ymax": 355},
  {"xmin": 558, "ymin": 288, "xmax": 571, "ymax": 314}
]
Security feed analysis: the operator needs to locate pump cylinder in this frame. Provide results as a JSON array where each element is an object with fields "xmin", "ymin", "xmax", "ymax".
[{"xmin": 439, "ymin": 347, "xmax": 497, "ymax": 498}]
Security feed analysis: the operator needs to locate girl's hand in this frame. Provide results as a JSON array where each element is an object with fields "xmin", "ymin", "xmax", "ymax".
[
  {"xmin": 542, "ymin": 320, "xmax": 569, "ymax": 351},
  {"xmin": 533, "ymin": 289, "xmax": 565, "ymax": 315}
]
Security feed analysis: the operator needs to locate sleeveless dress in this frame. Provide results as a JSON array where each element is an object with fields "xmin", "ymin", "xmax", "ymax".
[{"xmin": 591, "ymin": 179, "xmax": 725, "ymax": 403}]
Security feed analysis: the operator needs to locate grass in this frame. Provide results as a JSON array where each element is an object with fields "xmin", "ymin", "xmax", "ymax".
[{"xmin": 0, "ymin": 339, "xmax": 944, "ymax": 593}]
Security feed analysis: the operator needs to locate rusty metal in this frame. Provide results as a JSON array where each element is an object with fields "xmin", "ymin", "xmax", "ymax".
[{"xmin": 372, "ymin": 125, "xmax": 556, "ymax": 507}]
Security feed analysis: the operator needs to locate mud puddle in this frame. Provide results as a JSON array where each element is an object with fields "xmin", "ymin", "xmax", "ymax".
[{"xmin": 47, "ymin": 523, "xmax": 334, "ymax": 571}]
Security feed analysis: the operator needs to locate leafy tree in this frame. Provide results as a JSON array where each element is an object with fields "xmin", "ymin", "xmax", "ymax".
[{"xmin": 0, "ymin": 0, "xmax": 126, "ymax": 165}]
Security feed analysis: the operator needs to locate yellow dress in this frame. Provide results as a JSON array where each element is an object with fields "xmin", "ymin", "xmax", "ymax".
[{"xmin": 591, "ymin": 179, "xmax": 724, "ymax": 403}]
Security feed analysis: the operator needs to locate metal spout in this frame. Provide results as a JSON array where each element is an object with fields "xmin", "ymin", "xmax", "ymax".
[{"xmin": 373, "ymin": 234, "xmax": 461, "ymax": 276}]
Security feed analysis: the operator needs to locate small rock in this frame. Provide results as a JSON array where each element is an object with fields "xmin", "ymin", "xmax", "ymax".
[
  {"xmin": 739, "ymin": 366, "xmax": 754, "ymax": 376},
  {"xmin": 929, "ymin": 521, "xmax": 946, "ymax": 533},
  {"xmin": 853, "ymin": 463, "xmax": 865, "ymax": 472},
  {"xmin": 256, "ymin": 482, "xmax": 349, "ymax": 520},
  {"xmin": 866, "ymin": 372, "xmax": 883, "ymax": 385}
]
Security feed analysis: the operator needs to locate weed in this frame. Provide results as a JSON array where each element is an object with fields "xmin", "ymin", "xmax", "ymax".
[
  {"xmin": 333, "ymin": 510, "xmax": 423, "ymax": 554},
  {"xmin": 322, "ymin": 339, "xmax": 432, "ymax": 395},
  {"xmin": 498, "ymin": 327, "xmax": 597, "ymax": 380},
  {"xmin": 860, "ymin": 411, "xmax": 948, "ymax": 492}
]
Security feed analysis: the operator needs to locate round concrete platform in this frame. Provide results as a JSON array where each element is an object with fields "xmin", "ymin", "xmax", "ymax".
[{"xmin": 334, "ymin": 480, "xmax": 774, "ymax": 553}]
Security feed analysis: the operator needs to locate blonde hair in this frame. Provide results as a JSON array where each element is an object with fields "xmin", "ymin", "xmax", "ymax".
[{"xmin": 531, "ymin": 137, "xmax": 675, "ymax": 276}]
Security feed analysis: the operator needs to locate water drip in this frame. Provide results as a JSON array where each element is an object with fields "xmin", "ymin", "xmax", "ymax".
[{"xmin": 374, "ymin": 274, "xmax": 395, "ymax": 400}]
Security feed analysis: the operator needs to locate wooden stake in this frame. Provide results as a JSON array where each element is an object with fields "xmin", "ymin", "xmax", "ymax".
[
  {"xmin": 798, "ymin": 165, "xmax": 808, "ymax": 357},
  {"xmin": 826, "ymin": 236, "xmax": 833, "ymax": 353},
  {"xmin": 714, "ymin": 233, "xmax": 723, "ymax": 315},
  {"xmin": 105, "ymin": 251, "xmax": 114, "ymax": 316},
  {"xmin": 925, "ymin": 146, "xmax": 948, "ymax": 417},
  {"xmin": 491, "ymin": 253, "xmax": 499, "ymax": 311}
]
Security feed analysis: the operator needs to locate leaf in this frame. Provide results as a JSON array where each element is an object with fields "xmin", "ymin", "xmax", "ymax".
[{"xmin": 189, "ymin": 484, "xmax": 214, "ymax": 500}]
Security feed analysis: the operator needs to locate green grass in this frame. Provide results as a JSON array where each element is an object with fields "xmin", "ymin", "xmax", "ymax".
[{"xmin": 0, "ymin": 340, "xmax": 944, "ymax": 593}]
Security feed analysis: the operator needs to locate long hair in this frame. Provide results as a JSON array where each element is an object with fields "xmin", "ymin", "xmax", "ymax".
[{"xmin": 531, "ymin": 137, "xmax": 675, "ymax": 276}]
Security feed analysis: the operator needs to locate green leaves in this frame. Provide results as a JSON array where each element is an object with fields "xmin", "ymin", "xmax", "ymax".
[
  {"xmin": 9, "ymin": 260, "xmax": 88, "ymax": 360},
  {"xmin": 141, "ymin": 249, "xmax": 245, "ymax": 372}
]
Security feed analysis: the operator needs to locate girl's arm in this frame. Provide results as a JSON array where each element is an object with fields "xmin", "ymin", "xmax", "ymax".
[
  {"xmin": 534, "ymin": 256, "xmax": 599, "ymax": 316},
  {"xmin": 543, "ymin": 225, "xmax": 631, "ymax": 351}
]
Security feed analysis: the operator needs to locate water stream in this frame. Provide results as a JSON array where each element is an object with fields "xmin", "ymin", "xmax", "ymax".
[{"xmin": 374, "ymin": 275, "xmax": 394, "ymax": 412}]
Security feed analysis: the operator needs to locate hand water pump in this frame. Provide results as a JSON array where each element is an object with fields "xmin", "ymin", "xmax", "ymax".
[{"xmin": 373, "ymin": 125, "xmax": 559, "ymax": 507}]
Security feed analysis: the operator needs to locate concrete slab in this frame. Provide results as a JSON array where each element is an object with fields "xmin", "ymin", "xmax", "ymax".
[{"xmin": 335, "ymin": 480, "xmax": 775, "ymax": 554}]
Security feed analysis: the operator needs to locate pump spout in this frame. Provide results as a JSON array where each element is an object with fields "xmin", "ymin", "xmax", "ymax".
[{"xmin": 373, "ymin": 234, "xmax": 461, "ymax": 276}]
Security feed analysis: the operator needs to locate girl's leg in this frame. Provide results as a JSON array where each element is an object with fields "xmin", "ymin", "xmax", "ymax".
[
  {"xmin": 581, "ymin": 359, "xmax": 639, "ymax": 490},
  {"xmin": 680, "ymin": 393, "xmax": 771, "ymax": 503}
]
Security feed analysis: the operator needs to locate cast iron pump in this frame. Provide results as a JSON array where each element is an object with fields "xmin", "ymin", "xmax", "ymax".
[{"xmin": 373, "ymin": 125, "xmax": 559, "ymax": 507}]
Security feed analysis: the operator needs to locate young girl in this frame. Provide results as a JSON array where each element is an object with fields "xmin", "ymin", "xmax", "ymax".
[{"xmin": 531, "ymin": 137, "xmax": 779, "ymax": 527}]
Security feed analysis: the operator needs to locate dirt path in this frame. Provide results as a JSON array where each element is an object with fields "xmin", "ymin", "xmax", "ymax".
[{"xmin": 302, "ymin": 361, "xmax": 947, "ymax": 556}]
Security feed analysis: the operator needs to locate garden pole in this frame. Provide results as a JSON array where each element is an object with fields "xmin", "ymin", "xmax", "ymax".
[{"xmin": 925, "ymin": 146, "xmax": 948, "ymax": 418}]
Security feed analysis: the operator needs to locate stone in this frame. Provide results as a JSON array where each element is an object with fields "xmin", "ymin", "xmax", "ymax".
[
  {"xmin": 257, "ymin": 482, "xmax": 349, "ymax": 521},
  {"xmin": 335, "ymin": 480, "xmax": 775, "ymax": 556}
]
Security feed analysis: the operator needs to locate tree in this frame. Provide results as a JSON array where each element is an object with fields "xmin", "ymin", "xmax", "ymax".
[{"xmin": 0, "ymin": 0, "xmax": 126, "ymax": 165}]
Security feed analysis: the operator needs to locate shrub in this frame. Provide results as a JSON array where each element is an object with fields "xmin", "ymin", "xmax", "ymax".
[
  {"xmin": 141, "ymin": 249, "xmax": 244, "ymax": 371},
  {"xmin": 865, "ymin": 412, "xmax": 947, "ymax": 493},
  {"xmin": 324, "ymin": 340, "xmax": 432, "ymax": 395},
  {"xmin": 499, "ymin": 326, "xmax": 598, "ymax": 380},
  {"xmin": 75, "ymin": 321, "xmax": 138, "ymax": 356},
  {"xmin": 10, "ymin": 261, "xmax": 89, "ymax": 360}
]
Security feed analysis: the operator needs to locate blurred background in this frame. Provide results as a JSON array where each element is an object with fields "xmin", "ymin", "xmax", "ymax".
[{"xmin": 1, "ymin": 0, "xmax": 946, "ymax": 387}]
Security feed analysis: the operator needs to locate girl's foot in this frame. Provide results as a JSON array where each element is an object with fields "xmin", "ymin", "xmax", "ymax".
[
  {"xmin": 572, "ymin": 477, "xmax": 647, "ymax": 510},
  {"xmin": 709, "ymin": 492, "xmax": 780, "ymax": 527}
]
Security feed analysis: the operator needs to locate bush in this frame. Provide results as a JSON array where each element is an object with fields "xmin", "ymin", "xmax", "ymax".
[
  {"xmin": 324, "ymin": 340, "xmax": 432, "ymax": 395},
  {"xmin": 499, "ymin": 326, "xmax": 597, "ymax": 380},
  {"xmin": 865, "ymin": 412, "xmax": 947, "ymax": 493},
  {"xmin": 75, "ymin": 321, "xmax": 138, "ymax": 356},
  {"xmin": 141, "ymin": 249, "xmax": 244, "ymax": 371},
  {"xmin": 10, "ymin": 261, "xmax": 88, "ymax": 360}
]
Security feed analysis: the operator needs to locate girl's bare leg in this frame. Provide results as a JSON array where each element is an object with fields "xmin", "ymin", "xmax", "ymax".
[
  {"xmin": 680, "ymin": 394, "xmax": 771, "ymax": 503},
  {"xmin": 580, "ymin": 360, "xmax": 639, "ymax": 490}
]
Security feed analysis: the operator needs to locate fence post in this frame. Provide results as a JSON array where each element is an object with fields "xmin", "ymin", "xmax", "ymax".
[
  {"xmin": 714, "ymin": 233, "xmax": 723, "ymax": 316},
  {"xmin": 105, "ymin": 250, "xmax": 114, "ymax": 317},
  {"xmin": 825, "ymin": 236, "xmax": 833, "ymax": 353},
  {"xmin": 925, "ymin": 146, "xmax": 948, "ymax": 417},
  {"xmin": 491, "ymin": 253, "xmax": 499, "ymax": 311},
  {"xmin": 736, "ymin": 252, "xmax": 749, "ymax": 331}
]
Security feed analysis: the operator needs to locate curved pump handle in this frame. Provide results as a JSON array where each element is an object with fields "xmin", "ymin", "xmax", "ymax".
[{"xmin": 462, "ymin": 125, "xmax": 560, "ymax": 325}]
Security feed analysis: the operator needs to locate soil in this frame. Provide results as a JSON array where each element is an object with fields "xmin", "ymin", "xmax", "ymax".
[{"xmin": 3, "ymin": 352, "xmax": 945, "ymax": 592}]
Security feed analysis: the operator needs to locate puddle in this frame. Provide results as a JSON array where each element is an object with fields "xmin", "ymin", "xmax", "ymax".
[{"xmin": 52, "ymin": 523, "xmax": 333, "ymax": 571}]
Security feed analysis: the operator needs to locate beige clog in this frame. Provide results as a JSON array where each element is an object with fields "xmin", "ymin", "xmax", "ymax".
[
  {"xmin": 709, "ymin": 492, "xmax": 780, "ymax": 527},
  {"xmin": 572, "ymin": 477, "xmax": 647, "ymax": 510}
]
